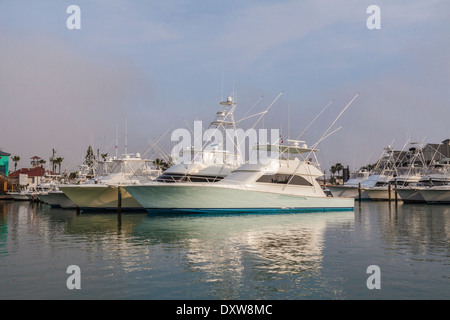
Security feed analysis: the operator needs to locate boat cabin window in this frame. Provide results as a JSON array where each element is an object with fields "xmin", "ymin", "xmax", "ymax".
[
  {"xmin": 256, "ymin": 174, "xmax": 313, "ymax": 186},
  {"xmin": 156, "ymin": 173, "xmax": 223, "ymax": 183}
]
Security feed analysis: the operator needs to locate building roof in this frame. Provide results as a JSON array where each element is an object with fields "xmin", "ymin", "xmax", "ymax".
[
  {"xmin": 9, "ymin": 167, "xmax": 46, "ymax": 178},
  {"xmin": 0, "ymin": 151, "xmax": 11, "ymax": 156}
]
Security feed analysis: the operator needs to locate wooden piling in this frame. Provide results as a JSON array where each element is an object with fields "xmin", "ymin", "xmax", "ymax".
[
  {"xmin": 358, "ymin": 183, "xmax": 362, "ymax": 202},
  {"xmin": 394, "ymin": 179, "xmax": 398, "ymax": 204},
  {"xmin": 388, "ymin": 182, "xmax": 392, "ymax": 202},
  {"xmin": 117, "ymin": 186, "xmax": 122, "ymax": 224}
]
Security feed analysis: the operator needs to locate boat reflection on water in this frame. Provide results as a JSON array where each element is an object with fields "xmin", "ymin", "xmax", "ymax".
[
  {"xmin": 1, "ymin": 200, "xmax": 449, "ymax": 299},
  {"xmin": 131, "ymin": 211, "xmax": 354, "ymax": 294}
]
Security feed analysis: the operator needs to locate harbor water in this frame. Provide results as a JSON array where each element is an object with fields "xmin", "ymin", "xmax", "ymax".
[{"xmin": 0, "ymin": 200, "xmax": 448, "ymax": 300}]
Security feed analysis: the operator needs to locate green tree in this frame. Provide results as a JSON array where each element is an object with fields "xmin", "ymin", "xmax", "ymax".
[
  {"xmin": 330, "ymin": 165, "xmax": 337, "ymax": 177},
  {"xmin": 153, "ymin": 158, "xmax": 171, "ymax": 171},
  {"xmin": 11, "ymin": 155, "xmax": 20, "ymax": 172},
  {"xmin": 84, "ymin": 146, "xmax": 95, "ymax": 167},
  {"xmin": 83, "ymin": 145, "xmax": 96, "ymax": 177},
  {"xmin": 54, "ymin": 157, "xmax": 64, "ymax": 174},
  {"xmin": 335, "ymin": 163, "xmax": 343, "ymax": 178}
]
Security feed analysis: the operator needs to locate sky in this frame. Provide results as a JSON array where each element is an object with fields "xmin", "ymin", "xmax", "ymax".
[{"xmin": 1, "ymin": 0, "xmax": 449, "ymax": 174}]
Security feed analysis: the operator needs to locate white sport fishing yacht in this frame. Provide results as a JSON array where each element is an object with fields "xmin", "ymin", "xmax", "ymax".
[
  {"xmin": 60, "ymin": 153, "xmax": 161, "ymax": 211},
  {"xmin": 327, "ymin": 169, "xmax": 370, "ymax": 199},
  {"xmin": 408, "ymin": 158, "xmax": 450, "ymax": 204},
  {"xmin": 154, "ymin": 96, "xmax": 243, "ymax": 184},
  {"xmin": 38, "ymin": 164, "xmax": 91, "ymax": 209},
  {"xmin": 124, "ymin": 141, "xmax": 355, "ymax": 214},
  {"xmin": 60, "ymin": 96, "xmax": 244, "ymax": 211},
  {"xmin": 358, "ymin": 145, "xmax": 398, "ymax": 200},
  {"xmin": 366, "ymin": 143, "xmax": 426, "ymax": 201},
  {"xmin": 418, "ymin": 185, "xmax": 450, "ymax": 204}
]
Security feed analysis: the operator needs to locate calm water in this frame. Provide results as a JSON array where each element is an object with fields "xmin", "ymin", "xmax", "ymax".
[{"xmin": 0, "ymin": 200, "xmax": 448, "ymax": 300}]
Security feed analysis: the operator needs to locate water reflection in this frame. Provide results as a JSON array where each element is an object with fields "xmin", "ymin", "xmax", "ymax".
[
  {"xmin": 130, "ymin": 212, "xmax": 354, "ymax": 298},
  {"xmin": 1, "ymin": 200, "xmax": 449, "ymax": 299}
]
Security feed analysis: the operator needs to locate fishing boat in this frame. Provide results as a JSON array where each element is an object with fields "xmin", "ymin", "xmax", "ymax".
[
  {"xmin": 327, "ymin": 169, "xmax": 370, "ymax": 199},
  {"xmin": 364, "ymin": 143, "xmax": 426, "ymax": 201},
  {"xmin": 124, "ymin": 141, "xmax": 355, "ymax": 214},
  {"xmin": 359, "ymin": 145, "xmax": 398, "ymax": 200},
  {"xmin": 8, "ymin": 189, "xmax": 32, "ymax": 201},
  {"xmin": 59, "ymin": 95, "xmax": 248, "ymax": 211},
  {"xmin": 418, "ymin": 185, "xmax": 450, "ymax": 204},
  {"xmin": 59, "ymin": 153, "xmax": 161, "ymax": 211},
  {"xmin": 154, "ymin": 96, "xmax": 243, "ymax": 184},
  {"xmin": 403, "ymin": 158, "xmax": 450, "ymax": 204},
  {"xmin": 395, "ymin": 159, "xmax": 450, "ymax": 203},
  {"xmin": 40, "ymin": 189, "xmax": 77, "ymax": 209}
]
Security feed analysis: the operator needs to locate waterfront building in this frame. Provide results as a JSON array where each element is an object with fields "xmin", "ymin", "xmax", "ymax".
[{"xmin": 0, "ymin": 151, "xmax": 11, "ymax": 176}]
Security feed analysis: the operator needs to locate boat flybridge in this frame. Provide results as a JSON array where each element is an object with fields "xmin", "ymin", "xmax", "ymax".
[
  {"xmin": 124, "ymin": 140, "xmax": 355, "ymax": 214},
  {"xmin": 155, "ymin": 96, "xmax": 243, "ymax": 183}
]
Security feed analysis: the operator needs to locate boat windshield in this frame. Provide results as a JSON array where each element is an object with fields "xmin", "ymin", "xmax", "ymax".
[
  {"xmin": 107, "ymin": 159, "xmax": 152, "ymax": 175},
  {"xmin": 155, "ymin": 173, "xmax": 224, "ymax": 183}
]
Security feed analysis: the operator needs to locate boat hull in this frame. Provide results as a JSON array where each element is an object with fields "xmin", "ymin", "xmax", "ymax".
[
  {"xmin": 41, "ymin": 191, "xmax": 77, "ymax": 209},
  {"xmin": 9, "ymin": 193, "xmax": 30, "ymax": 201},
  {"xmin": 364, "ymin": 187, "xmax": 397, "ymax": 201},
  {"xmin": 327, "ymin": 185, "xmax": 369, "ymax": 199},
  {"xmin": 125, "ymin": 184, "xmax": 354, "ymax": 214},
  {"xmin": 419, "ymin": 188, "xmax": 450, "ymax": 204},
  {"xmin": 395, "ymin": 188, "xmax": 425, "ymax": 203},
  {"xmin": 60, "ymin": 185, "xmax": 144, "ymax": 211}
]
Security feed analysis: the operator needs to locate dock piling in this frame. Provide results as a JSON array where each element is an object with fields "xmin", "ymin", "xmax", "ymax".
[
  {"xmin": 358, "ymin": 183, "xmax": 362, "ymax": 202},
  {"xmin": 388, "ymin": 182, "xmax": 392, "ymax": 202},
  {"xmin": 117, "ymin": 186, "xmax": 122, "ymax": 224}
]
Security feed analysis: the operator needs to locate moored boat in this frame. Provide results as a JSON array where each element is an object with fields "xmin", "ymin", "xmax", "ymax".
[
  {"xmin": 125, "ymin": 141, "xmax": 355, "ymax": 214},
  {"xmin": 327, "ymin": 169, "xmax": 370, "ymax": 199}
]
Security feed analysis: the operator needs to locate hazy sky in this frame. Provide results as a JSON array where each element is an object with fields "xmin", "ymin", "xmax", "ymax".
[{"xmin": 1, "ymin": 0, "xmax": 449, "ymax": 173}]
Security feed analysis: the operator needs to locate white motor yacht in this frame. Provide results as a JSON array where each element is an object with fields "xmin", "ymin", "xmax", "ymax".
[
  {"xmin": 327, "ymin": 169, "xmax": 370, "ymax": 199},
  {"xmin": 60, "ymin": 154, "xmax": 161, "ymax": 211},
  {"xmin": 364, "ymin": 143, "xmax": 426, "ymax": 201},
  {"xmin": 409, "ymin": 158, "xmax": 450, "ymax": 204},
  {"xmin": 418, "ymin": 184, "xmax": 450, "ymax": 204},
  {"xmin": 124, "ymin": 142, "xmax": 355, "ymax": 214},
  {"xmin": 40, "ymin": 188, "xmax": 77, "ymax": 209},
  {"xmin": 60, "ymin": 96, "xmax": 245, "ymax": 212}
]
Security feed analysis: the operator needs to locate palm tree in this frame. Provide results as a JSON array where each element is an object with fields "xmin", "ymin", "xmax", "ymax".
[
  {"xmin": 54, "ymin": 157, "xmax": 64, "ymax": 174},
  {"xmin": 11, "ymin": 155, "xmax": 20, "ymax": 172},
  {"xmin": 101, "ymin": 153, "xmax": 108, "ymax": 161},
  {"xmin": 335, "ymin": 163, "xmax": 343, "ymax": 178},
  {"xmin": 330, "ymin": 165, "xmax": 337, "ymax": 184},
  {"xmin": 153, "ymin": 158, "xmax": 170, "ymax": 171},
  {"xmin": 330, "ymin": 165, "xmax": 337, "ymax": 177}
]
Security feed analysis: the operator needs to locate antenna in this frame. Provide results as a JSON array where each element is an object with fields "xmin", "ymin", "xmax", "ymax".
[
  {"xmin": 288, "ymin": 104, "xmax": 290, "ymax": 141},
  {"xmin": 115, "ymin": 122, "xmax": 118, "ymax": 159},
  {"xmin": 283, "ymin": 93, "xmax": 359, "ymax": 189},
  {"xmin": 311, "ymin": 93, "xmax": 359, "ymax": 150},
  {"xmin": 296, "ymin": 99, "xmax": 334, "ymax": 140},
  {"xmin": 125, "ymin": 119, "xmax": 128, "ymax": 155}
]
